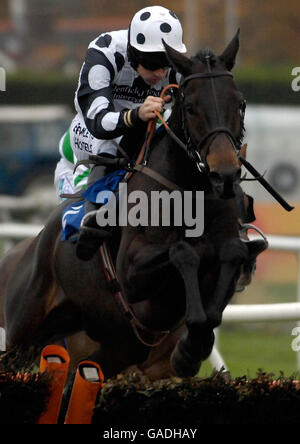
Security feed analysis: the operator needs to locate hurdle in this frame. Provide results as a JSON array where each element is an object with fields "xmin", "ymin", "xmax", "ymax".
[
  {"xmin": 36, "ymin": 345, "xmax": 105, "ymax": 424},
  {"xmin": 37, "ymin": 345, "xmax": 70, "ymax": 424}
]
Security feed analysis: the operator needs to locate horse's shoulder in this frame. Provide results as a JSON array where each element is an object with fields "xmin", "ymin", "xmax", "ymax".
[{"xmin": 26, "ymin": 200, "xmax": 75, "ymax": 275}]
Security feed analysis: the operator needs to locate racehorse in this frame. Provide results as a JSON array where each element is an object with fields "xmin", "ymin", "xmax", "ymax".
[
  {"xmin": 0, "ymin": 31, "xmax": 267, "ymax": 378},
  {"xmin": 0, "ymin": 185, "xmax": 260, "ymax": 379}
]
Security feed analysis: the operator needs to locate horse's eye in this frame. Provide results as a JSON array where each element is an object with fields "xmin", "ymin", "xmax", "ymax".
[{"xmin": 185, "ymin": 103, "xmax": 197, "ymax": 116}]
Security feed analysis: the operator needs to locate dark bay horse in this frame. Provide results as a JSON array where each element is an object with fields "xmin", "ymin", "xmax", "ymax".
[{"xmin": 0, "ymin": 31, "xmax": 267, "ymax": 378}]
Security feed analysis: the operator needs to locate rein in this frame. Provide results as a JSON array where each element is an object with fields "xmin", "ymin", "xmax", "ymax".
[{"xmin": 99, "ymin": 243, "xmax": 171, "ymax": 348}]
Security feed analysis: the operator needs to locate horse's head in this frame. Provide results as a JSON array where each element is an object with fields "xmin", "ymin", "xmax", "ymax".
[{"xmin": 164, "ymin": 30, "xmax": 245, "ymax": 198}]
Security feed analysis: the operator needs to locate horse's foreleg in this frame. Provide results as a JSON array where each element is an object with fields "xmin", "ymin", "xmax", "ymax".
[
  {"xmin": 205, "ymin": 238, "xmax": 248, "ymax": 328},
  {"xmin": 169, "ymin": 242, "xmax": 206, "ymax": 326},
  {"xmin": 168, "ymin": 241, "xmax": 212, "ymax": 377}
]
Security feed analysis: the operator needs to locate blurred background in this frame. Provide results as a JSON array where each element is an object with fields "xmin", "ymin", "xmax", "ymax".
[{"xmin": 0, "ymin": 0, "xmax": 300, "ymax": 377}]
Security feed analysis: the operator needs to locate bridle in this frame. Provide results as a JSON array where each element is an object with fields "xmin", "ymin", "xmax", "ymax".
[{"xmin": 177, "ymin": 53, "xmax": 244, "ymax": 174}]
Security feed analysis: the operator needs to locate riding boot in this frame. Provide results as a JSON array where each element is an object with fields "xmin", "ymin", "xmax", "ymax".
[{"xmin": 76, "ymin": 164, "xmax": 112, "ymax": 261}]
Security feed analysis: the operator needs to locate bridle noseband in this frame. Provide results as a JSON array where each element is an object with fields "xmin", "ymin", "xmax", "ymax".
[{"xmin": 179, "ymin": 54, "xmax": 242, "ymax": 173}]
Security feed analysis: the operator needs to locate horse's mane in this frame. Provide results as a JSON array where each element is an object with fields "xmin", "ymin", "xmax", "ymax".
[{"xmin": 237, "ymin": 117, "xmax": 245, "ymax": 149}]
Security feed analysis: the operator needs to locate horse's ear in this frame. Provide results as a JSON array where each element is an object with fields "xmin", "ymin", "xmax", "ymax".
[
  {"xmin": 219, "ymin": 28, "xmax": 240, "ymax": 71},
  {"xmin": 162, "ymin": 40, "xmax": 193, "ymax": 77}
]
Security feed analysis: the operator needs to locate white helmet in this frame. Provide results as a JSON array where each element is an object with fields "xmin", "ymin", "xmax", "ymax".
[{"xmin": 129, "ymin": 6, "xmax": 186, "ymax": 53}]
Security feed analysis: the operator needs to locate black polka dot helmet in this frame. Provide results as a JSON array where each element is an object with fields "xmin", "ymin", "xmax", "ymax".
[{"xmin": 129, "ymin": 6, "xmax": 186, "ymax": 53}]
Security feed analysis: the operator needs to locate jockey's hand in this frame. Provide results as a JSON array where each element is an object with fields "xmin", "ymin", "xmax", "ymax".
[{"xmin": 138, "ymin": 95, "xmax": 171, "ymax": 122}]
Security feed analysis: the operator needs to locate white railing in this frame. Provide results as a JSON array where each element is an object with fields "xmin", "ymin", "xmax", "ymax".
[
  {"xmin": 0, "ymin": 194, "xmax": 56, "ymax": 250},
  {"xmin": 0, "ymin": 195, "xmax": 57, "ymax": 216},
  {"xmin": 0, "ymin": 222, "xmax": 300, "ymax": 371},
  {"xmin": 0, "ymin": 222, "xmax": 43, "ymax": 239}
]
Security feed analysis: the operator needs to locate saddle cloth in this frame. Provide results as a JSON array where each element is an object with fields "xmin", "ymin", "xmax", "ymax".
[{"xmin": 61, "ymin": 169, "xmax": 125, "ymax": 242}]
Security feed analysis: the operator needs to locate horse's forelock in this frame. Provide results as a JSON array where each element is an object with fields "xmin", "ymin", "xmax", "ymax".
[{"xmin": 192, "ymin": 49, "xmax": 217, "ymax": 67}]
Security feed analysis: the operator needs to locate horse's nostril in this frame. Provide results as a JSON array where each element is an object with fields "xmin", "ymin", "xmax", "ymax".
[
  {"xmin": 209, "ymin": 169, "xmax": 240, "ymax": 199},
  {"xmin": 210, "ymin": 168, "xmax": 241, "ymax": 185}
]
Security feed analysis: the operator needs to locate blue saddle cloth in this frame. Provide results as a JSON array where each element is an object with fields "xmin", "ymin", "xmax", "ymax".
[{"xmin": 61, "ymin": 169, "xmax": 125, "ymax": 242}]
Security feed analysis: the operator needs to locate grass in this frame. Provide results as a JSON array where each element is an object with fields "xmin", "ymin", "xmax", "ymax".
[
  {"xmin": 199, "ymin": 281, "xmax": 300, "ymax": 379},
  {"xmin": 199, "ymin": 324, "xmax": 299, "ymax": 379}
]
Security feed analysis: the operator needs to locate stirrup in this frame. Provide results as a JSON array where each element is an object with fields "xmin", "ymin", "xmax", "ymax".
[
  {"xmin": 80, "ymin": 209, "xmax": 112, "ymax": 239},
  {"xmin": 80, "ymin": 209, "xmax": 98, "ymax": 229},
  {"xmin": 239, "ymin": 223, "xmax": 268, "ymax": 244}
]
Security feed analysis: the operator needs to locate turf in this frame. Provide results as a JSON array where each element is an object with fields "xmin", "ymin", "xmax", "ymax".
[
  {"xmin": 199, "ymin": 325, "xmax": 299, "ymax": 379},
  {"xmin": 199, "ymin": 281, "xmax": 300, "ymax": 379}
]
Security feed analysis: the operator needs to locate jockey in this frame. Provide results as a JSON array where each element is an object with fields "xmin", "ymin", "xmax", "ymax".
[{"xmin": 70, "ymin": 5, "xmax": 187, "ymax": 260}]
